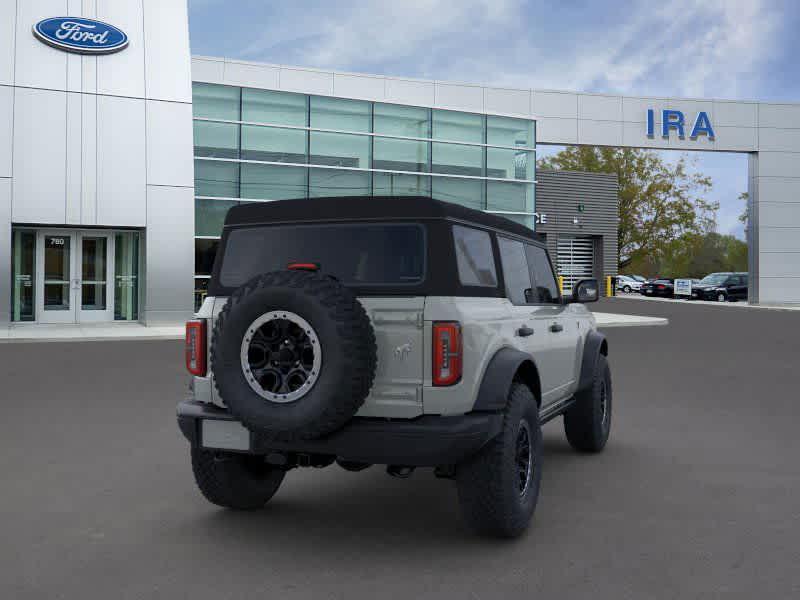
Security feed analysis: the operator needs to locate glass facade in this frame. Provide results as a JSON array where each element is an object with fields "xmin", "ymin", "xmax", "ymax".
[{"xmin": 192, "ymin": 82, "xmax": 536, "ymax": 307}]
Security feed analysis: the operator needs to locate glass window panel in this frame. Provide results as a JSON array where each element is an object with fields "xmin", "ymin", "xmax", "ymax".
[
  {"xmin": 196, "ymin": 198, "xmax": 238, "ymax": 237},
  {"xmin": 374, "ymin": 103, "xmax": 429, "ymax": 137},
  {"xmin": 373, "ymin": 137, "xmax": 428, "ymax": 172},
  {"xmin": 487, "ymin": 181, "xmax": 534, "ymax": 213},
  {"xmin": 195, "ymin": 239, "xmax": 220, "ymax": 276},
  {"xmin": 194, "ymin": 278, "xmax": 209, "ymax": 312},
  {"xmin": 310, "ymin": 96, "xmax": 370, "ymax": 132},
  {"xmin": 310, "ymin": 131, "xmax": 369, "ymax": 168},
  {"xmin": 432, "ymin": 142, "xmax": 483, "ymax": 176},
  {"xmin": 498, "ymin": 237, "xmax": 533, "ymax": 304},
  {"xmin": 526, "ymin": 244, "xmax": 560, "ymax": 303},
  {"xmin": 486, "ymin": 148, "xmax": 533, "ymax": 180},
  {"xmin": 81, "ymin": 237, "xmax": 108, "ymax": 311},
  {"xmin": 192, "ymin": 83, "xmax": 240, "ymax": 120},
  {"xmin": 194, "ymin": 160, "xmax": 239, "ymax": 198},
  {"xmin": 193, "ymin": 121, "xmax": 239, "ymax": 159},
  {"xmin": 242, "ymin": 88, "xmax": 307, "ymax": 126},
  {"xmin": 44, "ymin": 235, "xmax": 71, "ymax": 311},
  {"xmin": 114, "ymin": 232, "xmax": 139, "ymax": 321},
  {"xmin": 240, "ymin": 163, "xmax": 307, "ymax": 200},
  {"xmin": 487, "ymin": 116, "xmax": 534, "ymax": 148},
  {"xmin": 432, "ymin": 177, "xmax": 484, "ymax": 210},
  {"xmin": 500, "ymin": 213, "xmax": 534, "ymax": 230},
  {"xmin": 11, "ymin": 230, "xmax": 35, "ymax": 322},
  {"xmin": 241, "ymin": 125, "xmax": 306, "ymax": 163},
  {"xmin": 373, "ymin": 173, "xmax": 430, "ymax": 196},
  {"xmin": 309, "ymin": 168, "xmax": 370, "ymax": 197},
  {"xmin": 452, "ymin": 225, "xmax": 497, "ymax": 287},
  {"xmin": 432, "ymin": 110, "xmax": 484, "ymax": 143}
]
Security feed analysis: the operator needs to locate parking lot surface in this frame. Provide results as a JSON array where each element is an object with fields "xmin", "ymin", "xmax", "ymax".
[{"xmin": 2, "ymin": 299, "xmax": 799, "ymax": 599}]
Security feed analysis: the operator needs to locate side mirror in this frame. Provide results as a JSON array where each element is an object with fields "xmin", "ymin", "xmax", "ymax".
[{"xmin": 571, "ymin": 278, "xmax": 599, "ymax": 303}]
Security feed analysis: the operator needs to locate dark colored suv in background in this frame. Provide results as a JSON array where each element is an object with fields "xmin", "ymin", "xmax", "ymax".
[{"xmin": 691, "ymin": 272, "xmax": 749, "ymax": 302}]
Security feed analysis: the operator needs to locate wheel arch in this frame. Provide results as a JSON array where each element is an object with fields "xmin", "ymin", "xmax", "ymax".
[
  {"xmin": 473, "ymin": 347, "xmax": 542, "ymax": 411},
  {"xmin": 577, "ymin": 330, "xmax": 608, "ymax": 394}
]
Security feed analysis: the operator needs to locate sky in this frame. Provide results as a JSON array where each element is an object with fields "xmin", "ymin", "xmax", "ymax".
[{"xmin": 188, "ymin": 0, "xmax": 800, "ymax": 240}]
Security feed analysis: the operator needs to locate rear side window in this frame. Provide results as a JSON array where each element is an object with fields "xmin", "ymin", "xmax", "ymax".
[
  {"xmin": 498, "ymin": 237, "xmax": 533, "ymax": 304},
  {"xmin": 453, "ymin": 225, "xmax": 498, "ymax": 287},
  {"xmin": 218, "ymin": 223, "xmax": 425, "ymax": 288},
  {"xmin": 525, "ymin": 244, "xmax": 560, "ymax": 303}
]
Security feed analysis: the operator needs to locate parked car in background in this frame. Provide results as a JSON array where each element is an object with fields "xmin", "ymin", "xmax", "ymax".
[
  {"xmin": 640, "ymin": 279, "xmax": 674, "ymax": 298},
  {"xmin": 691, "ymin": 272, "xmax": 749, "ymax": 302},
  {"xmin": 616, "ymin": 275, "xmax": 643, "ymax": 293}
]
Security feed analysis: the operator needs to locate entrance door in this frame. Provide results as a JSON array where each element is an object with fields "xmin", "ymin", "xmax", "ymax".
[
  {"xmin": 77, "ymin": 232, "xmax": 113, "ymax": 322},
  {"xmin": 36, "ymin": 231, "xmax": 114, "ymax": 323}
]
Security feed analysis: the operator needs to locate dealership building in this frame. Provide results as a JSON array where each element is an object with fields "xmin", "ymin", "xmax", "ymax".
[{"xmin": 2, "ymin": 1, "xmax": 800, "ymax": 328}]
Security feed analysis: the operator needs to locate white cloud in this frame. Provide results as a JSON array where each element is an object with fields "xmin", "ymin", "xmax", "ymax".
[{"xmin": 230, "ymin": 0, "xmax": 782, "ymax": 100}]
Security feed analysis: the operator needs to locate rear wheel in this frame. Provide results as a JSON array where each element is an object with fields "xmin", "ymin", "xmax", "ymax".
[
  {"xmin": 623, "ymin": 285, "xmax": 632, "ymax": 293},
  {"xmin": 191, "ymin": 448, "xmax": 285, "ymax": 510},
  {"xmin": 456, "ymin": 383, "xmax": 542, "ymax": 538},
  {"xmin": 717, "ymin": 292, "xmax": 727, "ymax": 302}
]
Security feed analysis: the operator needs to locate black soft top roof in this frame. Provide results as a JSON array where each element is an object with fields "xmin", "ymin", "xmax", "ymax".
[{"xmin": 223, "ymin": 196, "xmax": 542, "ymax": 242}]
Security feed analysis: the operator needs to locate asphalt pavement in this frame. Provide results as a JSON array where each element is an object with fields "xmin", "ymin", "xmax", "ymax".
[{"xmin": 2, "ymin": 298, "xmax": 799, "ymax": 599}]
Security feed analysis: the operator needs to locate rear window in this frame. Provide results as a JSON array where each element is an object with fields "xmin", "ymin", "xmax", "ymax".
[
  {"xmin": 218, "ymin": 223, "xmax": 426, "ymax": 288},
  {"xmin": 452, "ymin": 225, "xmax": 498, "ymax": 287}
]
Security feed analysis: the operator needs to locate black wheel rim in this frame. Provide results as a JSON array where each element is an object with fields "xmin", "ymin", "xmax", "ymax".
[
  {"xmin": 240, "ymin": 311, "xmax": 321, "ymax": 403},
  {"xmin": 599, "ymin": 379, "xmax": 608, "ymax": 426},
  {"xmin": 516, "ymin": 420, "xmax": 533, "ymax": 496}
]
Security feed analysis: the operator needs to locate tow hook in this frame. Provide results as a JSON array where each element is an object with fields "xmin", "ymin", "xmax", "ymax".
[{"xmin": 387, "ymin": 465, "xmax": 415, "ymax": 479}]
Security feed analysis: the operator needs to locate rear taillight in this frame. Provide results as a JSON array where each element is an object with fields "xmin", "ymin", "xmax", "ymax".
[
  {"xmin": 433, "ymin": 321, "xmax": 462, "ymax": 386},
  {"xmin": 185, "ymin": 320, "xmax": 207, "ymax": 376},
  {"xmin": 657, "ymin": 284, "xmax": 665, "ymax": 290}
]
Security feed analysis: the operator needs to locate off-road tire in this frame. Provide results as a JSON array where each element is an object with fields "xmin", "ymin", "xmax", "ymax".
[
  {"xmin": 564, "ymin": 354, "xmax": 612, "ymax": 452},
  {"xmin": 456, "ymin": 383, "xmax": 542, "ymax": 538},
  {"xmin": 191, "ymin": 448, "xmax": 285, "ymax": 510},
  {"xmin": 211, "ymin": 271, "xmax": 377, "ymax": 440}
]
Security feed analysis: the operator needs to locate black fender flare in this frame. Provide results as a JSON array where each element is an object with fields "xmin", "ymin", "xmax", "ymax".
[
  {"xmin": 577, "ymin": 330, "xmax": 608, "ymax": 393},
  {"xmin": 472, "ymin": 347, "xmax": 541, "ymax": 412}
]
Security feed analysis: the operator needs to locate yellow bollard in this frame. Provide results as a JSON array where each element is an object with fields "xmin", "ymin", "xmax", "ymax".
[
  {"xmin": 606, "ymin": 276, "xmax": 613, "ymax": 297},
  {"xmin": 557, "ymin": 276, "xmax": 564, "ymax": 295}
]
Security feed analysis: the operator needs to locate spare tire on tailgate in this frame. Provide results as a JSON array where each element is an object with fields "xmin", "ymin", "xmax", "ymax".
[{"xmin": 211, "ymin": 270, "xmax": 377, "ymax": 440}]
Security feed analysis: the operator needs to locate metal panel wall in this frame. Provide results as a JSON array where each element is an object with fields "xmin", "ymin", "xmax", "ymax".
[
  {"xmin": 1, "ymin": 0, "xmax": 194, "ymax": 325},
  {"xmin": 535, "ymin": 170, "xmax": 619, "ymax": 295}
]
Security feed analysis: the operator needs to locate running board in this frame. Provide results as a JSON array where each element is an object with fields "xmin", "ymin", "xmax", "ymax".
[{"xmin": 539, "ymin": 396, "xmax": 575, "ymax": 425}]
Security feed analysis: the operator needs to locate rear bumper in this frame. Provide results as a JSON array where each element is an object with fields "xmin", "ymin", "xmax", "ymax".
[{"xmin": 177, "ymin": 400, "xmax": 503, "ymax": 466}]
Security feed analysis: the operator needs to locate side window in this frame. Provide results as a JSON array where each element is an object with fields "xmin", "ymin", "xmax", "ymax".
[
  {"xmin": 452, "ymin": 225, "xmax": 498, "ymax": 287},
  {"xmin": 498, "ymin": 237, "xmax": 533, "ymax": 305},
  {"xmin": 525, "ymin": 244, "xmax": 560, "ymax": 304}
]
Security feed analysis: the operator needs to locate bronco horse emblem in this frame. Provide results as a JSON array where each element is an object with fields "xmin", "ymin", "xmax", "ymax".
[{"xmin": 394, "ymin": 342, "xmax": 413, "ymax": 361}]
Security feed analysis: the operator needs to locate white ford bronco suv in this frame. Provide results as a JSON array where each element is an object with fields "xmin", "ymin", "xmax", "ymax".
[{"xmin": 178, "ymin": 196, "xmax": 611, "ymax": 537}]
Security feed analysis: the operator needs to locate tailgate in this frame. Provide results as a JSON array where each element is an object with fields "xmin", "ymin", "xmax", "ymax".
[{"xmin": 357, "ymin": 297, "xmax": 426, "ymax": 418}]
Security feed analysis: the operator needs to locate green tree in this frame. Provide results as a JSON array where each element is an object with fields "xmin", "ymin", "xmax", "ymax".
[{"xmin": 538, "ymin": 146, "xmax": 717, "ymax": 271}]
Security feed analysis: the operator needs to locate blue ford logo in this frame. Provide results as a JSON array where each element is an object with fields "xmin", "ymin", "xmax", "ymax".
[{"xmin": 33, "ymin": 17, "xmax": 128, "ymax": 54}]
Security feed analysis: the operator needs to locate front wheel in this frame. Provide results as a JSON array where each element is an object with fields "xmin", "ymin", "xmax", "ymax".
[
  {"xmin": 564, "ymin": 354, "xmax": 612, "ymax": 452},
  {"xmin": 191, "ymin": 448, "xmax": 285, "ymax": 510},
  {"xmin": 717, "ymin": 292, "xmax": 727, "ymax": 302},
  {"xmin": 456, "ymin": 383, "xmax": 542, "ymax": 538}
]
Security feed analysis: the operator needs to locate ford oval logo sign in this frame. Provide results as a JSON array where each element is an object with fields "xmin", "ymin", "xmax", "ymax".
[{"xmin": 33, "ymin": 17, "xmax": 128, "ymax": 55}]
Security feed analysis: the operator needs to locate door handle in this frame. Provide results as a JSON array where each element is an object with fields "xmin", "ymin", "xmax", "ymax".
[
  {"xmin": 549, "ymin": 323, "xmax": 563, "ymax": 333},
  {"xmin": 517, "ymin": 326, "xmax": 534, "ymax": 337}
]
